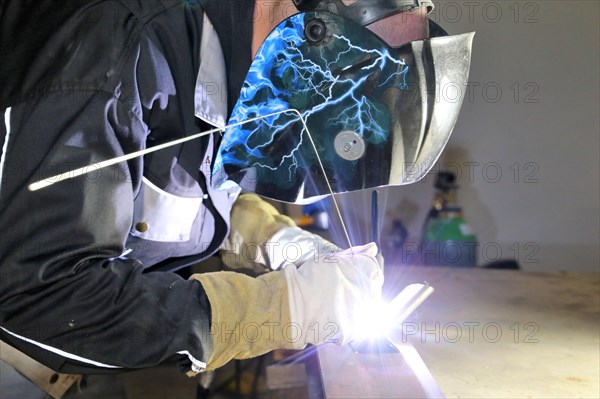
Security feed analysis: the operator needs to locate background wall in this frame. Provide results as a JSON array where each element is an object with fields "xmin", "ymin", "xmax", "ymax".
[{"xmin": 300, "ymin": 0, "xmax": 599, "ymax": 272}]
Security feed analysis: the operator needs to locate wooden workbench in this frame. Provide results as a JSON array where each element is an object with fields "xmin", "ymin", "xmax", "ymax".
[{"xmin": 384, "ymin": 266, "xmax": 600, "ymax": 398}]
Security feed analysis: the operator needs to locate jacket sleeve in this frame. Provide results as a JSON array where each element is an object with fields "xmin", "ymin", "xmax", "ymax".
[{"xmin": 0, "ymin": 0, "xmax": 214, "ymax": 373}]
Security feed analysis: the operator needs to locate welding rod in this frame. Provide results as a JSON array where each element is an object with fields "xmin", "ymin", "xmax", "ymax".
[{"xmin": 371, "ymin": 190, "xmax": 379, "ymax": 247}]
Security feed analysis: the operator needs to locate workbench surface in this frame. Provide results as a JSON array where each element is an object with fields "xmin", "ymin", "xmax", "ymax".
[{"xmin": 385, "ymin": 266, "xmax": 600, "ymax": 398}]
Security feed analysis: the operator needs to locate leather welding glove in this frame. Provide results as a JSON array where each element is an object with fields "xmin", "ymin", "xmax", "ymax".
[
  {"xmin": 284, "ymin": 242, "xmax": 383, "ymax": 347},
  {"xmin": 266, "ymin": 226, "xmax": 339, "ymax": 270},
  {"xmin": 190, "ymin": 242, "xmax": 382, "ymax": 370},
  {"xmin": 220, "ymin": 193, "xmax": 295, "ymax": 272},
  {"xmin": 220, "ymin": 193, "xmax": 338, "ymax": 272}
]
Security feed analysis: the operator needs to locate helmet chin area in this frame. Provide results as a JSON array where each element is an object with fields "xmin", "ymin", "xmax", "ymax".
[{"xmin": 214, "ymin": 12, "xmax": 474, "ymax": 204}]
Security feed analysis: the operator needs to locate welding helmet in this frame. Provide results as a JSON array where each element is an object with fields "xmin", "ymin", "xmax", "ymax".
[{"xmin": 213, "ymin": 1, "xmax": 475, "ymax": 203}]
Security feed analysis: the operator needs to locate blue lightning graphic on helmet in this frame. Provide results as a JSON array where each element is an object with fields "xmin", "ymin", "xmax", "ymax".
[{"xmin": 213, "ymin": 13, "xmax": 409, "ymax": 194}]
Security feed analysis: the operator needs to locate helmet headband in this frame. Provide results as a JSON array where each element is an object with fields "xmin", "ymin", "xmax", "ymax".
[{"xmin": 293, "ymin": 0, "xmax": 434, "ymax": 26}]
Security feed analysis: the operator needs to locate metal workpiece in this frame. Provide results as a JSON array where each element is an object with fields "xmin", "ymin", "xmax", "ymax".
[{"xmin": 317, "ymin": 341, "xmax": 444, "ymax": 398}]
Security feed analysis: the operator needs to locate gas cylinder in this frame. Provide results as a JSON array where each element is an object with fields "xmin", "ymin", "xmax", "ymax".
[{"xmin": 420, "ymin": 172, "xmax": 478, "ymax": 267}]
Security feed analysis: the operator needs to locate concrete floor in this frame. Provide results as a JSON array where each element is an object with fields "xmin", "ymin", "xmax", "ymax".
[{"xmin": 1, "ymin": 359, "xmax": 48, "ymax": 399}]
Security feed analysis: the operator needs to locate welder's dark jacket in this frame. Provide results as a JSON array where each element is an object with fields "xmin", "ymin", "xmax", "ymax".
[{"xmin": 0, "ymin": 0, "xmax": 253, "ymax": 373}]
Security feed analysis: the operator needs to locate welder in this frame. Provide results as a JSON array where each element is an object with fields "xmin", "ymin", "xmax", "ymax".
[{"xmin": 0, "ymin": 0, "xmax": 471, "ymax": 377}]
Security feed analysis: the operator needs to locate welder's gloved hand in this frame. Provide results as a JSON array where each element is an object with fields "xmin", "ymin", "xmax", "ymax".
[
  {"xmin": 191, "ymin": 270, "xmax": 295, "ymax": 371},
  {"xmin": 284, "ymin": 242, "xmax": 384, "ymax": 348},
  {"xmin": 267, "ymin": 226, "xmax": 339, "ymax": 270},
  {"xmin": 190, "ymin": 242, "xmax": 382, "ymax": 370},
  {"xmin": 220, "ymin": 193, "xmax": 295, "ymax": 272},
  {"xmin": 221, "ymin": 193, "xmax": 338, "ymax": 272}
]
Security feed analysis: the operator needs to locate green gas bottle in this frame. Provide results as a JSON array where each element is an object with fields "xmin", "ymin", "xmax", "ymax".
[{"xmin": 420, "ymin": 172, "xmax": 478, "ymax": 267}]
